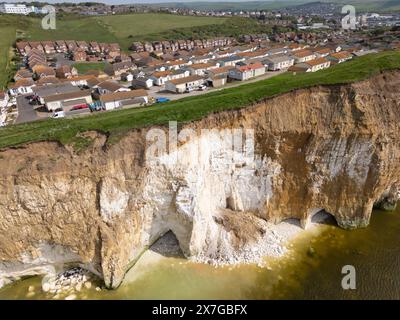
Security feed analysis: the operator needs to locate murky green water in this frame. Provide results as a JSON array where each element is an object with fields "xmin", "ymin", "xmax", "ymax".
[{"xmin": 1, "ymin": 206, "xmax": 399, "ymax": 300}]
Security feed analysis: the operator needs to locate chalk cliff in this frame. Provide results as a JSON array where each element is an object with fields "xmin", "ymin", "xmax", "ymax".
[{"xmin": 0, "ymin": 71, "xmax": 399, "ymax": 288}]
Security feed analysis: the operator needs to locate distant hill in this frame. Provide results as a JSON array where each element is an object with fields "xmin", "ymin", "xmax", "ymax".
[{"xmin": 150, "ymin": 0, "xmax": 400, "ymax": 12}]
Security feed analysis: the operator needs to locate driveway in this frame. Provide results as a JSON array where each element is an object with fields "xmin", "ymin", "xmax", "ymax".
[
  {"xmin": 15, "ymin": 95, "xmax": 40, "ymax": 124},
  {"xmin": 53, "ymin": 53, "xmax": 74, "ymax": 68}
]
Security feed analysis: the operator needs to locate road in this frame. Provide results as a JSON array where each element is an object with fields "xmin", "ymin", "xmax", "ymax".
[
  {"xmin": 149, "ymin": 69, "xmax": 286, "ymax": 101},
  {"xmin": 14, "ymin": 69, "xmax": 287, "ymax": 123},
  {"xmin": 15, "ymin": 95, "xmax": 40, "ymax": 124}
]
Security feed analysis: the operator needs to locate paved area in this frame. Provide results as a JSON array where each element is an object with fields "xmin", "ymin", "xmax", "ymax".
[
  {"xmin": 53, "ymin": 53, "xmax": 74, "ymax": 68},
  {"xmin": 15, "ymin": 95, "xmax": 40, "ymax": 124}
]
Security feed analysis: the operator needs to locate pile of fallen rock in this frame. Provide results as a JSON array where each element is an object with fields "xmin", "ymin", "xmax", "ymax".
[{"xmin": 42, "ymin": 267, "xmax": 101, "ymax": 300}]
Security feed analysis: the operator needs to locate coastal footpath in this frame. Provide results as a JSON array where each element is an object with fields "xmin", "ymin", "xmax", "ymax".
[{"xmin": 0, "ymin": 70, "xmax": 399, "ymax": 289}]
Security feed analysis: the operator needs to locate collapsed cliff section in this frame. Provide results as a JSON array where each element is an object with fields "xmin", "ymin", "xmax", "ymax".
[{"xmin": 0, "ymin": 71, "xmax": 399, "ymax": 289}]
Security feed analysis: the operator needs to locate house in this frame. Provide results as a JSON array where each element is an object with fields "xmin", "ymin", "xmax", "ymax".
[
  {"xmin": 165, "ymin": 75, "xmax": 205, "ymax": 93},
  {"xmin": 14, "ymin": 69, "xmax": 33, "ymax": 81},
  {"xmin": 73, "ymin": 49, "xmax": 87, "ymax": 62},
  {"xmin": 150, "ymin": 70, "xmax": 172, "ymax": 86},
  {"xmin": 209, "ymin": 74, "xmax": 227, "ymax": 88},
  {"xmin": 34, "ymin": 83, "xmax": 80, "ymax": 104},
  {"xmin": 217, "ymin": 55, "xmax": 245, "ymax": 67},
  {"xmin": 290, "ymin": 57, "xmax": 331, "ymax": 73},
  {"xmin": 99, "ymin": 89, "xmax": 149, "ymax": 110},
  {"xmin": 237, "ymin": 49, "xmax": 269, "ymax": 60},
  {"xmin": 104, "ymin": 61, "xmax": 136, "ymax": 77},
  {"xmin": 291, "ymin": 50, "xmax": 316, "ymax": 63},
  {"xmin": 28, "ymin": 42, "xmax": 44, "ymax": 53},
  {"xmin": 43, "ymin": 90, "xmax": 93, "ymax": 112},
  {"xmin": 67, "ymin": 75, "xmax": 98, "ymax": 87},
  {"xmin": 131, "ymin": 77, "xmax": 154, "ymax": 89},
  {"xmin": 326, "ymin": 44, "xmax": 342, "ymax": 53},
  {"xmin": 262, "ymin": 55, "xmax": 294, "ymax": 71},
  {"xmin": 36, "ymin": 77, "xmax": 60, "ymax": 86},
  {"xmin": 32, "ymin": 65, "xmax": 56, "ymax": 78},
  {"xmin": 206, "ymin": 66, "xmax": 233, "ymax": 78},
  {"xmin": 313, "ymin": 47, "xmax": 332, "ymax": 58},
  {"xmin": 41, "ymin": 41, "xmax": 56, "ymax": 54},
  {"xmin": 16, "ymin": 42, "xmax": 31, "ymax": 55},
  {"xmin": 27, "ymin": 50, "xmax": 46, "ymax": 69},
  {"xmin": 56, "ymin": 65, "xmax": 78, "ymax": 79},
  {"xmin": 0, "ymin": 91, "xmax": 9, "ymax": 109},
  {"xmin": 205, "ymin": 66, "xmax": 232, "ymax": 87},
  {"xmin": 164, "ymin": 59, "xmax": 190, "ymax": 70},
  {"xmin": 55, "ymin": 41, "xmax": 67, "ymax": 53},
  {"xmin": 115, "ymin": 54, "xmax": 131, "ymax": 63},
  {"xmin": 86, "ymin": 77, "xmax": 101, "ymax": 88},
  {"xmin": 96, "ymin": 81, "xmax": 130, "ymax": 95},
  {"xmin": 288, "ymin": 64, "xmax": 310, "ymax": 73},
  {"xmin": 228, "ymin": 63, "xmax": 266, "ymax": 81},
  {"xmin": 121, "ymin": 72, "xmax": 134, "ymax": 82},
  {"xmin": 187, "ymin": 63, "xmax": 219, "ymax": 76},
  {"xmin": 304, "ymin": 58, "xmax": 331, "ymax": 72},
  {"xmin": 327, "ymin": 51, "xmax": 353, "ymax": 64},
  {"xmin": 8, "ymin": 78, "xmax": 35, "ymax": 96},
  {"xmin": 89, "ymin": 42, "xmax": 101, "ymax": 53},
  {"xmin": 169, "ymin": 69, "xmax": 190, "ymax": 81},
  {"xmin": 267, "ymin": 47, "xmax": 289, "ymax": 56},
  {"xmin": 77, "ymin": 41, "xmax": 89, "ymax": 51},
  {"xmin": 65, "ymin": 41, "xmax": 77, "ymax": 52}
]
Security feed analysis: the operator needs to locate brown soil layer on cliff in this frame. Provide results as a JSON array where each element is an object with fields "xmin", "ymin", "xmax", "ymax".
[
  {"xmin": 0, "ymin": 69, "xmax": 399, "ymax": 289},
  {"xmin": 0, "ymin": 51, "xmax": 400, "ymax": 150}
]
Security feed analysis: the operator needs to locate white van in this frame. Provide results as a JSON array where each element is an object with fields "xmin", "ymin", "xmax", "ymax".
[{"xmin": 52, "ymin": 110, "xmax": 65, "ymax": 119}]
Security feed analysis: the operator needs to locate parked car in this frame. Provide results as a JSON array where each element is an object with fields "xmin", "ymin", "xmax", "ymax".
[
  {"xmin": 52, "ymin": 110, "xmax": 65, "ymax": 118},
  {"xmin": 156, "ymin": 97, "xmax": 170, "ymax": 103},
  {"xmin": 71, "ymin": 104, "xmax": 89, "ymax": 111},
  {"xmin": 89, "ymin": 104, "xmax": 102, "ymax": 112},
  {"xmin": 185, "ymin": 87, "xmax": 194, "ymax": 93},
  {"xmin": 198, "ymin": 85, "xmax": 207, "ymax": 91}
]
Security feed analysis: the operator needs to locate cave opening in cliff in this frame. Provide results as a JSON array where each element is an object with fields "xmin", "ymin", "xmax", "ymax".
[
  {"xmin": 149, "ymin": 230, "xmax": 185, "ymax": 259},
  {"xmin": 310, "ymin": 209, "xmax": 338, "ymax": 227}
]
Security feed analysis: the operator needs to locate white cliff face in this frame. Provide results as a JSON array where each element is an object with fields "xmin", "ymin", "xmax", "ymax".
[
  {"xmin": 140, "ymin": 128, "xmax": 282, "ymax": 260},
  {"xmin": 0, "ymin": 71, "xmax": 400, "ymax": 289}
]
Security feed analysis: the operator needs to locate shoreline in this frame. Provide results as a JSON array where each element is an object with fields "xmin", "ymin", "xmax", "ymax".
[
  {"xmin": 124, "ymin": 211, "xmax": 335, "ymax": 282},
  {"xmin": 0, "ymin": 211, "xmax": 335, "ymax": 298}
]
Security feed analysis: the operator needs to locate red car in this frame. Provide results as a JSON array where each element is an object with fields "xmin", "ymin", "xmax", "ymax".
[{"xmin": 71, "ymin": 104, "xmax": 89, "ymax": 111}]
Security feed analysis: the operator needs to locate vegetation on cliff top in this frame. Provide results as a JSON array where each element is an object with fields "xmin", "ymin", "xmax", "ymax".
[{"xmin": 0, "ymin": 50, "xmax": 400, "ymax": 149}]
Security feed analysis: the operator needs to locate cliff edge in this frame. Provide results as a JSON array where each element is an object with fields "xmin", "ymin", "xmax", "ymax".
[{"xmin": 0, "ymin": 70, "xmax": 399, "ymax": 288}]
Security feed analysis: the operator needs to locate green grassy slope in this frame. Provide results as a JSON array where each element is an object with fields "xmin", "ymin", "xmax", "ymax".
[
  {"xmin": 19, "ymin": 13, "xmax": 227, "ymax": 51},
  {"xmin": 1, "ymin": 50, "xmax": 399, "ymax": 149},
  {"xmin": 0, "ymin": 27, "xmax": 16, "ymax": 90}
]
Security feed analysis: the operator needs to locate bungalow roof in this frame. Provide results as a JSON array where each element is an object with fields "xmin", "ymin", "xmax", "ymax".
[{"xmin": 100, "ymin": 89, "xmax": 148, "ymax": 103}]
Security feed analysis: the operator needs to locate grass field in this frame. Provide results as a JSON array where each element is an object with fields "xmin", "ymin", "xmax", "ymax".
[
  {"xmin": 99, "ymin": 13, "xmax": 226, "ymax": 47},
  {"xmin": 0, "ymin": 50, "xmax": 399, "ymax": 150},
  {"xmin": 17, "ymin": 13, "xmax": 226, "ymax": 51},
  {"xmin": 0, "ymin": 27, "xmax": 17, "ymax": 89},
  {"xmin": 72, "ymin": 62, "xmax": 106, "ymax": 74}
]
